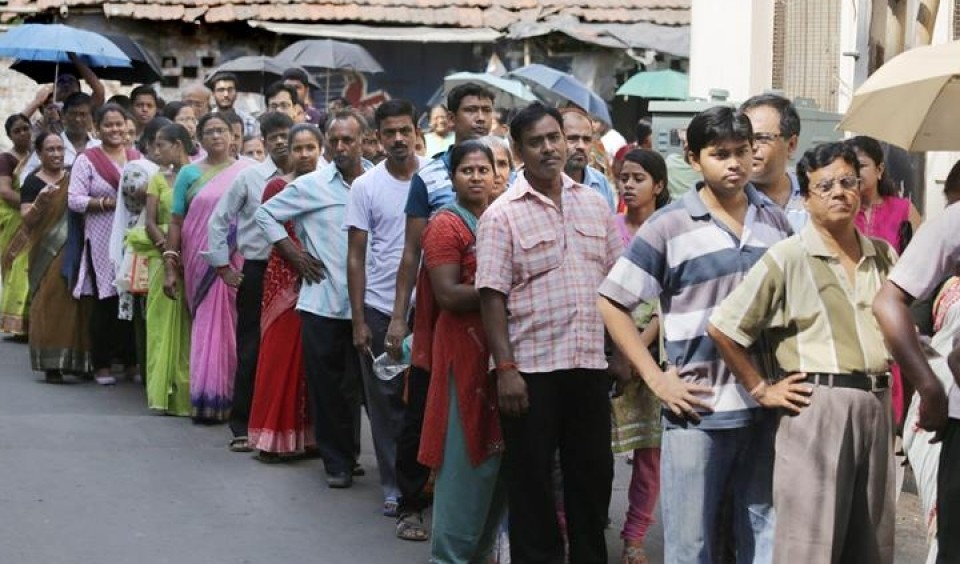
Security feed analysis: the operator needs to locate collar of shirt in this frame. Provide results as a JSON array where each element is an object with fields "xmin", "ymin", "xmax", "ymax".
[
  {"xmin": 505, "ymin": 171, "xmax": 581, "ymax": 207},
  {"xmin": 799, "ymin": 222, "xmax": 878, "ymax": 260},
  {"xmin": 258, "ymin": 156, "xmax": 280, "ymax": 178},
  {"xmin": 582, "ymin": 165, "xmax": 606, "ymax": 189},
  {"xmin": 319, "ymin": 158, "xmax": 374, "ymax": 188},
  {"xmin": 683, "ymin": 182, "xmax": 769, "ymax": 219},
  {"xmin": 787, "ymin": 171, "xmax": 802, "ymax": 198}
]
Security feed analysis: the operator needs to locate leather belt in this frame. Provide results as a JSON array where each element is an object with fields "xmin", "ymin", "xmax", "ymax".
[{"xmin": 803, "ymin": 371, "xmax": 891, "ymax": 392}]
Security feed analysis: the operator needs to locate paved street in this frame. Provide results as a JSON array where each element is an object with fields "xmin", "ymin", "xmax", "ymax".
[{"xmin": 0, "ymin": 338, "xmax": 929, "ymax": 563}]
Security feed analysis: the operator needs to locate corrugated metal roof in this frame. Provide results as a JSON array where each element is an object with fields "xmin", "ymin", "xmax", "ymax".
[{"xmin": 6, "ymin": 0, "xmax": 689, "ymax": 27}]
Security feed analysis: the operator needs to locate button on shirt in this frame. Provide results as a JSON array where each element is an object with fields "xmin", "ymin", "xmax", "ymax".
[
  {"xmin": 204, "ymin": 157, "xmax": 280, "ymax": 266},
  {"xmin": 710, "ymin": 223, "xmax": 896, "ymax": 376},
  {"xmin": 256, "ymin": 161, "xmax": 373, "ymax": 320},
  {"xmin": 598, "ymin": 184, "xmax": 793, "ymax": 429},
  {"xmin": 475, "ymin": 172, "xmax": 624, "ymax": 374}
]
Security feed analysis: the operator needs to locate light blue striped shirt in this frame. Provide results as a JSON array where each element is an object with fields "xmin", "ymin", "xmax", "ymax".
[
  {"xmin": 255, "ymin": 161, "xmax": 373, "ymax": 320},
  {"xmin": 582, "ymin": 165, "xmax": 617, "ymax": 212}
]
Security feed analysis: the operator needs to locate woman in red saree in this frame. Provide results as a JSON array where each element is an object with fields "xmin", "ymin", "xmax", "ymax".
[{"xmin": 248, "ymin": 124, "xmax": 324, "ymax": 459}]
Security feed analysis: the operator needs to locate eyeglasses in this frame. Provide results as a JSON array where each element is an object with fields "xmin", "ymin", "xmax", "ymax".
[
  {"xmin": 810, "ymin": 175, "xmax": 861, "ymax": 197},
  {"xmin": 202, "ymin": 127, "xmax": 230, "ymax": 138},
  {"xmin": 753, "ymin": 132, "xmax": 783, "ymax": 147}
]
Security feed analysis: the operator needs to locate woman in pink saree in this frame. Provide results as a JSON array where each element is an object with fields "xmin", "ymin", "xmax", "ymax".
[{"xmin": 162, "ymin": 113, "xmax": 251, "ymax": 423}]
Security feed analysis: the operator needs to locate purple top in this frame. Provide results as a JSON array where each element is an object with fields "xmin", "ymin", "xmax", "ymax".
[{"xmin": 67, "ymin": 153, "xmax": 123, "ymax": 299}]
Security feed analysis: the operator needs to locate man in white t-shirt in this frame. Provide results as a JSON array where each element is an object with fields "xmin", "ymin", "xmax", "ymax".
[{"xmin": 343, "ymin": 99, "xmax": 425, "ymax": 518}]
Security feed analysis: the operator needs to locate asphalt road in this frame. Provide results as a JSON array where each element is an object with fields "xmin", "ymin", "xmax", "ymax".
[{"xmin": 0, "ymin": 338, "xmax": 929, "ymax": 563}]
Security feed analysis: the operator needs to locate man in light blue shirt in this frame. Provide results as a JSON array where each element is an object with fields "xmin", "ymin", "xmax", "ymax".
[
  {"xmin": 203, "ymin": 112, "xmax": 293, "ymax": 450},
  {"xmin": 255, "ymin": 109, "xmax": 373, "ymax": 488},
  {"xmin": 561, "ymin": 108, "xmax": 617, "ymax": 211}
]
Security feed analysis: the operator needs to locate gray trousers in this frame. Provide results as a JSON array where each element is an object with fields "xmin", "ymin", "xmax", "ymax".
[
  {"xmin": 357, "ymin": 306, "xmax": 406, "ymax": 502},
  {"xmin": 773, "ymin": 387, "xmax": 895, "ymax": 564}
]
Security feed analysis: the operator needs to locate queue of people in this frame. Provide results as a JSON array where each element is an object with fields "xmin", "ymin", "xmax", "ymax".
[{"xmin": 0, "ymin": 66, "xmax": 955, "ymax": 564}]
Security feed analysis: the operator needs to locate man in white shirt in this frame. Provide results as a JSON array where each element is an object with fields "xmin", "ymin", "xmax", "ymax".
[{"xmin": 21, "ymin": 92, "xmax": 100, "ymax": 184}]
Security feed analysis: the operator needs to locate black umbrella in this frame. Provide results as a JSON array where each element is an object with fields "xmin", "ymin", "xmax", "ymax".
[
  {"xmin": 10, "ymin": 32, "xmax": 162, "ymax": 85},
  {"xmin": 205, "ymin": 55, "xmax": 320, "ymax": 94}
]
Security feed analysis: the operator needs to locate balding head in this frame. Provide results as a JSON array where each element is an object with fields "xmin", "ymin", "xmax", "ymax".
[{"xmin": 181, "ymin": 84, "xmax": 212, "ymax": 118}]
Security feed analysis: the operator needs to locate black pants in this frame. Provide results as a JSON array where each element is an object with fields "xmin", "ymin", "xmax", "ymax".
[
  {"xmin": 396, "ymin": 365, "xmax": 432, "ymax": 515},
  {"xmin": 938, "ymin": 419, "xmax": 960, "ymax": 563},
  {"xmin": 229, "ymin": 259, "xmax": 266, "ymax": 438},
  {"xmin": 90, "ymin": 296, "xmax": 136, "ymax": 371},
  {"xmin": 500, "ymin": 369, "xmax": 613, "ymax": 564},
  {"xmin": 301, "ymin": 312, "xmax": 361, "ymax": 476}
]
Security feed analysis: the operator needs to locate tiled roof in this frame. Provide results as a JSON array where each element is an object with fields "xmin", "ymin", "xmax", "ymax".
[{"xmin": 3, "ymin": 0, "xmax": 690, "ymax": 27}]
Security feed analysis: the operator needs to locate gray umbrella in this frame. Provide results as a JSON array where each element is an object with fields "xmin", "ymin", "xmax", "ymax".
[
  {"xmin": 274, "ymin": 39, "xmax": 383, "ymax": 74},
  {"xmin": 205, "ymin": 55, "xmax": 318, "ymax": 94}
]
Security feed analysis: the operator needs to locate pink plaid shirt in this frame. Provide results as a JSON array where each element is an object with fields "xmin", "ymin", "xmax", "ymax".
[{"xmin": 476, "ymin": 172, "xmax": 623, "ymax": 374}]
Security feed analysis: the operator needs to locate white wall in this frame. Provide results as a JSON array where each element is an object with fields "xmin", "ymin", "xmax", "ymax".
[
  {"xmin": 922, "ymin": 0, "xmax": 957, "ymax": 219},
  {"xmin": 688, "ymin": 0, "xmax": 773, "ymax": 101}
]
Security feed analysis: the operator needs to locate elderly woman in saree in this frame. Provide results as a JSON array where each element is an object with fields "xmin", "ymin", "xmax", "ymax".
[
  {"xmin": 67, "ymin": 103, "xmax": 141, "ymax": 386},
  {"xmin": 19, "ymin": 131, "xmax": 93, "ymax": 382},
  {"xmin": 163, "ymin": 112, "xmax": 251, "ymax": 423},
  {"xmin": 0, "ymin": 113, "xmax": 35, "ymax": 336}
]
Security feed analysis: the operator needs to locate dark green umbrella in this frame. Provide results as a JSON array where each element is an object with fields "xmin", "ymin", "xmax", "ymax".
[{"xmin": 616, "ymin": 69, "xmax": 688, "ymax": 100}]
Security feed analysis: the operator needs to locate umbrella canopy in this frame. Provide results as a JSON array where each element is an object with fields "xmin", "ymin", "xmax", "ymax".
[
  {"xmin": 11, "ymin": 33, "xmax": 162, "ymax": 85},
  {"xmin": 275, "ymin": 39, "xmax": 383, "ymax": 73},
  {"xmin": 507, "ymin": 64, "xmax": 611, "ymax": 125},
  {"xmin": 616, "ymin": 69, "xmax": 688, "ymax": 100},
  {"xmin": 443, "ymin": 72, "xmax": 539, "ymax": 109},
  {"xmin": 0, "ymin": 23, "xmax": 130, "ymax": 67},
  {"xmin": 205, "ymin": 55, "xmax": 287, "ymax": 94},
  {"xmin": 838, "ymin": 40, "xmax": 960, "ymax": 151}
]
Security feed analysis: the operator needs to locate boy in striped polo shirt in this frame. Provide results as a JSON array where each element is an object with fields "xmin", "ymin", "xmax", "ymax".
[
  {"xmin": 599, "ymin": 105, "xmax": 792, "ymax": 563},
  {"xmin": 709, "ymin": 142, "xmax": 897, "ymax": 563}
]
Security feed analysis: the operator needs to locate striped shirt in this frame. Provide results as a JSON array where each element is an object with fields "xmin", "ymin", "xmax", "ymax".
[
  {"xmin": 598, "ymin": 184, "xmax": 792, "ymax": 429},
  {"xmin": 710, "ymin": 224, "xmax": 896, "ymax": 376},
  {"xmin": 255, "ymin": 161, "xmax": 373, "ymax": 320},
  {"xmin": 476, "ymin": 172, "xmax": 623, "ymax": 374}
]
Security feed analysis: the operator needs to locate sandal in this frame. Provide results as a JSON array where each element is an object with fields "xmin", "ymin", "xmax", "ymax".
[
  {"xmin": 383, "ymin": 499, "xmax": 399, "ymax": 518},
  {"xmin": 622, "ymin": 542, "xmax": 648, "ymax": 564},
  {"xmin": 395, "ymin": 513, "xmax": 429, "ymax": 542},
  {"xmin": 254, "ymin": 451, "xmax": 283, "ymax": 463},
  {"xmin": 228, "ymin": 437, "xmax": 253, "ymax": 453}
]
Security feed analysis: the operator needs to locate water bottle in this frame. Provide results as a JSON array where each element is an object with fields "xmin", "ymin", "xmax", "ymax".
[{"xmin": 372, "ymin": 335, "xmax": 412, "ymax": 381}]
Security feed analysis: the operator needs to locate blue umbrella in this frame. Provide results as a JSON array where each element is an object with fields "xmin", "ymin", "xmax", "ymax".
[
  {"xmin": 0, "ymin": 24, "xmax": 130, "ymax": 67},
  {"xmin": 507, "ymin": 64, "xmax": 611, "ymax": 125},
  {"xmin": 443, "ymin": 72, "xmax": 539, "ymax": 109}
]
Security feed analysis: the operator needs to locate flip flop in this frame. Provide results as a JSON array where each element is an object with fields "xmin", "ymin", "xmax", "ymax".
[
  {"xmin": 228, "ymin": 437, "xmax": 253, "ymax": 453},
  {"xmin": 395, "ymin": 513, "xmax": 429, "ymax": 542}
]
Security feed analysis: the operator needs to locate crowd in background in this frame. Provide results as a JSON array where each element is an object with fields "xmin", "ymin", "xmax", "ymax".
[{"xmin": 1, "ymin": 57, "xmax": 959, "ymax": 564}]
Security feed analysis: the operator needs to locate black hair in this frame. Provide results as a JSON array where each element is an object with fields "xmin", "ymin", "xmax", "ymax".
[
  {"xmin": 328, "ymin": 96, "xmax": 350, "ymax": 108},
  {"xmin": 265, "ymin": 81, "xmax": 300, "ymax": 106},
  {"xmin": 288, "ymin": 123, "xmax": 324, "ymax": 147},
  {"xmin": 162, "ymin": 101, "xmax": 191, "ymax": 121},
  {"xmin": 157, "ymin": 123, "xmax": 196, "ymax": 156},
  {"xmin": 94, "ymin": 103, "xmax": 132, "ymax": 127},
  {"xmin": 138, "ymin": 116, "xmax": 172, "ymax": 153},
  {"xmin": 447, "ymin": 83, "xmax": 495, "ymax": 114},
  {"xmin": 130, "ymin": 85, "xmax": 162, "ymax": 108},
  {"xmin": 217, "ymin": 109, "xmax": 244, "ymax": 135},
  {"xmin": 282, "ymin": 67, "xmax": 310, "ymax": 84},
  {"xmin": 258, "ymin": 111, "xmax": 295, "ymax": 137},
  {"xmin": 497, "ymin": 107, "xmax": 514, "ymax": 125},
  {"xmin": 105, "ymin": 94, "xmax": 131, "ymax": 112},
  {"xmin": 325, "ymin": 109, "xmax": 369, "ymax": 135},
  {"xmin": 34, "ymin": 129, "xmax": 60, "ymax": 154},
  {"xmin": 622, "ymin": 148, "xmax": 671, "ymax": 209},
  {"xmin": 795, "ymin": 141, "xmax": 861, "ymax": 196},
  {"xmin": 635, "ymin": 118, "xmax": 653, "ymax": 145},
  {"xmin": 196, "ymin": 112, "xmax": 230, "ymax": 138},
  {"xmin": 946, "ymin": 159, "xmax": 960, "ymax": 198},
  {"xmin": 4, "ymin": 113, "xmax": 29, "ymax": 136},
  {"xmin": 450, "ymin": 139, "xmax": 496, "ymax": 178},
  {"xmin": 686, "ymin": 106, "xmax": 753, "ymax": 156},
  {"xmin": 242, "ymin": 134, "xmax": 261, "ymax": 144},
  {"xmin": 844, "ymin": 135, "xmax": 896, "ymax": 197},
  {"xmin": 210, "ymin": 72, "xmax": 239, "ymax": 88},
  {"xmin": 740, "ymin": 93, "xmax": 801, "ymax": 138},
  {"xmin": 509, "ymin": 102, "xmax": 563, "ymax": 147},
  {"xmin": 62, "ymin": 92, "xmax": 93, "ymax": 114},
  {"xmin": 374, "ymin": 99, "xmax": 416, "ymax": 130}
]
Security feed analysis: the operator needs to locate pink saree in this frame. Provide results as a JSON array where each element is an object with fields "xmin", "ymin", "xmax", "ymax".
[{"xmin": 180, "ymin": 159, "xmax": 251, "ymax": 422}]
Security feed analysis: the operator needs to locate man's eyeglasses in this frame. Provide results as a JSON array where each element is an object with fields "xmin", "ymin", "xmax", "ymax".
[
  {"xmin": 753, "ymin": 132, "xmax": 783, "ymax": 147},
  {"xmin": 810, "ymin": 175, "xmax": 861, "ymax": 198}
]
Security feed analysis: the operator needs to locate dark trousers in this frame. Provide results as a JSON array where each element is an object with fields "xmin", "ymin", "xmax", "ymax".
[
  {"xmin": 500, "ymin": 369, "xmax": 613, "ymax": 564},
  {"xmin": 396, "ymin": 365, "xmax": 432, "ymax": 515},
  {"xmin": 90, "ymin": 296, "xmax": 136, "ymax": 371},
  {"xmin": 229, "ymin": 259, "xmax": 266, "ymax": 438},
  {"xmin": 301, "ymin": 312, "xmax": 362, "ymax": 475},
  {"xmin": 938, "ymin": 419, "xmax": 960, "ymax": 563}
]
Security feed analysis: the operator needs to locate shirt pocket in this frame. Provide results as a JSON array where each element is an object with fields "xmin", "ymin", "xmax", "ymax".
[
  {"xmin": 573, "ymin": 218, "xmax": 608, "ymax": 263},
  {"xmin": 517, "ymin": 226, "xmax": 562, "ymax": 280}
]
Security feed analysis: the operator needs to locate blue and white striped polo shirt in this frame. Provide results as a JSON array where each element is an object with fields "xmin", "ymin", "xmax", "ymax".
[{"xmin": 598, "ymin": 183, "xmax": 793, "ymax": 430}]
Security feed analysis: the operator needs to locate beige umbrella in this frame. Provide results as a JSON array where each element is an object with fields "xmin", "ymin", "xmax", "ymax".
[{"xmin": 839, "ymin": 40, "xmax": 960, "ymax": 151}]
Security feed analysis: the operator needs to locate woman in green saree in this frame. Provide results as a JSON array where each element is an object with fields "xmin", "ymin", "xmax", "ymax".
[
  {"xmin": 0, "ymin": 113, "xmax": 34, "ymax": 336},
  {"xmin": 127, "ymin": 123, "xmax": 194, "ymax": 415}
]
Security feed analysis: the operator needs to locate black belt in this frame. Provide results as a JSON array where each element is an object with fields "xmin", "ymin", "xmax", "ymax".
[{"xmin": 803, "ymin": 372, "xmax": 891, "ymax": 392}]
